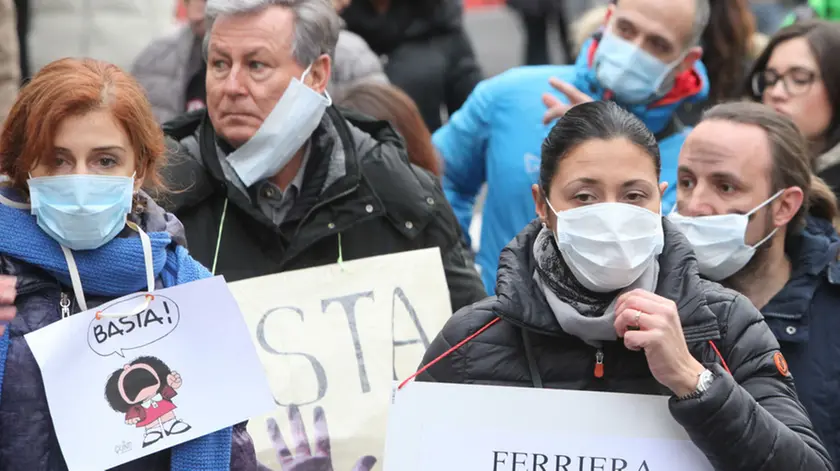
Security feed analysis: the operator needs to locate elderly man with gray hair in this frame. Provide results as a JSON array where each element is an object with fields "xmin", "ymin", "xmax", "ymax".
[
  {"xmin": 161, "ymin": 0, "xmax": 485, "ymax": 310},
  {"xmin": 133, "ymin": 0, "xmax": 387, "ymax": 124}
]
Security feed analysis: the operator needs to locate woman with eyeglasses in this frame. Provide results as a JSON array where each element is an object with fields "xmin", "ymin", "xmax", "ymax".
[{"xmin": 747, "ymin": 20, "xmax": 840, "ymax": 200}]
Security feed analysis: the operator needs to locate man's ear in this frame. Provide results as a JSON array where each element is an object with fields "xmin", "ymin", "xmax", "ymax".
[
  {"xmin": 306, "ymin": 54, "xmax": 332, "ymax": 94},
  {"xmin": 659, "ymin": 181, "xmax": 668, "ymax": 197},
  {"xmin": 774, "ymin": 186, "xmax": 805, "ymax": 228},
  {"xmin": 676, "ymin": 46, "xmax": 703, "ymax": 74}
]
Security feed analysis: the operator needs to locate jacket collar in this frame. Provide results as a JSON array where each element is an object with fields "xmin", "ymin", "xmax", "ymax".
[
  {"xmin": 763, "ymin": 216, "xmax": 840, "ymax": 323},
  {"xmin": 494, "ymin": 218, "xmax": 720, "ymax": 342}
]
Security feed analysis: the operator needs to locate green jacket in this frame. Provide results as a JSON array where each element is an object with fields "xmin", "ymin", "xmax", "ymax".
[{"xmin": 782, "ymin": 0, "xmax": 840, "ymax": 26}]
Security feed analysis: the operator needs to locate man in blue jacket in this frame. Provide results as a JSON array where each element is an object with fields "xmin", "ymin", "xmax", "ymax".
[{"xmin": 435, "ymin": 0, "xmax": 710, "ymax": 294}]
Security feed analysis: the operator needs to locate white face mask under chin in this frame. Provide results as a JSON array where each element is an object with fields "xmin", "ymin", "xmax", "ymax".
[
  {"xmin": 547, "ymin": 200, "xmax": 665, "ymax": 293},
  {"xmin": 225, "ymin": 64, "xmax": 332, "ymax": 188},
  {"xmin": 667, "ymin": 190, "xmax": 784, "ymax": 281}
]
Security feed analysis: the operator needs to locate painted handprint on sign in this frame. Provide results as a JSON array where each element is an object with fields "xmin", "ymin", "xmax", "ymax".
[{"xmin": 261, "ymin": 405, "xmax": 377, "ymax": 471}]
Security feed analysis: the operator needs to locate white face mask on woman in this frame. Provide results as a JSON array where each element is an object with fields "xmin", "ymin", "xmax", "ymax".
[
  {"xmin": 667, "ymin": 190, "xmax": 784, "ymax": 281},
  {"xmin": 546, "ymin": 200, "xmax": 665, "ymax": 292}
]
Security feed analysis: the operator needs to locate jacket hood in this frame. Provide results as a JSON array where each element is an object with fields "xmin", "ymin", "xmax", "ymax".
[
  {"xmin": 574, "ymin": 38, "xmax": 710, "ymax": 134},
  {"xmin": 126, "ymin": 192, "xmax": 188, "ymax": 247},
  {"xmin": 787, "ymin": 215, "xmax": 840, "ymax": 283},
  {"xmin": 495, "ymin": 218, "xmax": 718, "ymax": 338}
]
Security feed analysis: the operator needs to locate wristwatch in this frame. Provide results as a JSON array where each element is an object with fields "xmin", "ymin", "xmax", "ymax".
[{"xmin": 678, "ymin": 368, "xmax": 715, "ymax": 401}]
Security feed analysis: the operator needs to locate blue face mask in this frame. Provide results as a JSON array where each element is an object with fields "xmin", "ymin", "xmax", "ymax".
[
  {"xmin": 28, "ymin": 174, "xmax": 135, "ymax": 251},
  {"xmin": 593, "ymin": 31, "xmax": 684, "ymax": 105}
]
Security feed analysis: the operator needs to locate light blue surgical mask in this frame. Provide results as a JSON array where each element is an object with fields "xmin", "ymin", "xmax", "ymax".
[
  {"xmin": 226, "ymin": 64, "xmax": 332, "ymax": 187},
  {"xmin": 27, "ymin": 173, "xmax": 135, "ymax": 251},
  {"xmin": 593, "ymin": 31, "xmax": 686, "ymax": 105}
]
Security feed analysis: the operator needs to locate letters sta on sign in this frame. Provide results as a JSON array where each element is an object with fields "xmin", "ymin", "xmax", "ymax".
[{"xmin": 255, "ymin": 288, "xmax": 430, "ymax": 405}]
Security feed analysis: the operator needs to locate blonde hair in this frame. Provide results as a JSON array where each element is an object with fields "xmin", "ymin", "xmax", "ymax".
[{"xmin": 571, "ymin": 6, "xmax": 608, "ymax": 59}]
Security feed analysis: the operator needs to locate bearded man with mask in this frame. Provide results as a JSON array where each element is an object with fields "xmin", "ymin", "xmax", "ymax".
[
  {"xmin": 669, "ymin": 101, "xmax": 840, "ymax": 465},
  {"xmin": 436, "ymin": 0, "xmax": 711, "ymax": 295},
  {"xmin": 161, "ymin": 0, "xmax": 486, "ymax": 312}
]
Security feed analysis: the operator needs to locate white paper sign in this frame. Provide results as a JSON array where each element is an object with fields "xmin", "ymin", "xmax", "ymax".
[
  {"xmin": 229, "ymin": 248, "xmax": 453, "ymax": 471},
  {"xmin": 385, "ymin": 381, "xmax": 714, "ymax": 471},
  {"xmin": 25, "ymin": 276, "xmax": 276, "ymax": 471}
]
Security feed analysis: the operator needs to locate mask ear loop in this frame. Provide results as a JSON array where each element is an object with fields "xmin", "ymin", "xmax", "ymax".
[
  {"xmin": 300, "ymin": 63, "xmax": 332, "ymax": 106},
  {"xmin": 743, "ymin": 189, "xmax": 786, "ymax": 250}
]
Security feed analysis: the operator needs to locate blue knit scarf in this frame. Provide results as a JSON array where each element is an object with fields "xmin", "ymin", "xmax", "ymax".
[{"xmin": 0, "ymin": 198, "xmax": 232, "ymax": 471}]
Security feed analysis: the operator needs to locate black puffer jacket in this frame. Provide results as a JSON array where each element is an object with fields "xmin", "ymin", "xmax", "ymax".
[
  {"xmin": 418, "ymin": 220, "xmax": 833, "ymax": 470},
  {"xmin": 341, "ymin": 0, "xmax": 482, "ymax": 131},
  {"xmin": 161, "ymin": 107, "xmax": 486, "ymax": 312}
]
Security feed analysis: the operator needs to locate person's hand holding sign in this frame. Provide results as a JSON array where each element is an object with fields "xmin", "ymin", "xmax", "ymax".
[
  {"xmin": 0, "ymin": 276, "xmax": 16, "ymax": 336},
  {"xmin": 267, "ymin": 405, "xmax": 377, "ymax": 471},
  {"xmin": 614, "ymin": 289, "xmax": 706, "ymax": 397},
  {"xmin": 542, "ymin": 78, "xmax": 594, "ymax": 125}
]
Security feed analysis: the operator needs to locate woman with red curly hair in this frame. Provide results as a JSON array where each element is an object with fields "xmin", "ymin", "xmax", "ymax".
[{"xmin": 0, "ymin": 58, "xmax": 256, "ymax": 471}]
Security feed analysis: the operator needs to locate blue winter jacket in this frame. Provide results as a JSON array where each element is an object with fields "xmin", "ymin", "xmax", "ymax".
[
  {"xmin": 434, "ymin": 39, "xmax": 710, "ymax": 294},
  {"xmin": 761, "ymin": 216, "xmax": 840, "ymax": 466}
]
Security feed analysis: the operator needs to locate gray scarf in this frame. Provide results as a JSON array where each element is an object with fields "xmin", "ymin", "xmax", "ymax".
[{"xmin": 532, "ymin": 227, "xmax": 659, "ymax": 347}]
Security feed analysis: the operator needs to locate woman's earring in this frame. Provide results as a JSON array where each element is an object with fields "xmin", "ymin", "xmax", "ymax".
[{"xmin": 541, "ymin": 221, "xmax": 547, "ymax": 228}]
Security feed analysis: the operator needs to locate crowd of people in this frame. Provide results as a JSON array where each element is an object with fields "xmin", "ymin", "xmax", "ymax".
[{"xmin": 0, "ymin": 0, "xmax": 839, "ymax": 469}]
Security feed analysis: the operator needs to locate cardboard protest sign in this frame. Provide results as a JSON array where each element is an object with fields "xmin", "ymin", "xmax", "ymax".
[
  {"xmin": 229, "ymin": 248, "xmax": 452, "ymax": 471},
  {"xmin": 385, "ymin": 381, "xmax": 715, "ymax": 471},
  {"xmin": 25, "ymin": 276, "xmax": 275, "ymax": 471}
]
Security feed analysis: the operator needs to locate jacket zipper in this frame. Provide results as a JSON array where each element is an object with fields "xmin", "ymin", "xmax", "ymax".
[
  {"xmin": 594, "ymin": 349, "xmax": 604, "ymax": 378},
  {"xmin": 60, "ymin": 292, "xmax": 72, "ymax": 319}
]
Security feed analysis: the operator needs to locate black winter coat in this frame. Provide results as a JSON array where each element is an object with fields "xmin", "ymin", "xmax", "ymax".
[
  {"xmin": 161, "ymin": 107, "xmax": 486, "ymax": 313},
  {"xmin": 341, "ymin": 0, "xmax": 482, "ymax": 131},
  {"xmin": 418, "ymin": 220, "xmax": 833, "ymax": 470}
]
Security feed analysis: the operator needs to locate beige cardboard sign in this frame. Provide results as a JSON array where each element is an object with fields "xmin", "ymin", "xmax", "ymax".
[{"xmin": 229, "ymin": 248, "xmax": 453, "ymax": 470}]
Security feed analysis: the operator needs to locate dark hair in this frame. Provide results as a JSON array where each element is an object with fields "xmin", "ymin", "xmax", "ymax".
[
  {"xmin": 104, "ymin": 356, "xmax": 172, "ymax": 413},
  {"xmin": 539, "ymin": 101, "xmax": 660, "ymax": 194},
  {"xmin": 702, "ymin": 0, "xmax": 755, "ymax": 102},
  {"xmin": 338, "ymin": 82, "xmax": 441, "ymax": 176},
  {"xmin": 745, "ymin": 20, "xmax": 840, "ymax": 156},
  {"xmin": 703, "ymin": 101, "xmax": 839, "ymax": 232}
]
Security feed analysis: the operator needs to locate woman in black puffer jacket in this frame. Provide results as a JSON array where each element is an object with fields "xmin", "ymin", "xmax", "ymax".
[{"xmin": 417, "ymin": 101, "xmax": 832, "ymax": 470}]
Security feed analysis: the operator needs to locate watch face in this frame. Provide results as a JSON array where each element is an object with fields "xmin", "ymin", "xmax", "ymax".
[{"xmin": 698, "ymin": 370, "xmax": 714, "ymax": 390}]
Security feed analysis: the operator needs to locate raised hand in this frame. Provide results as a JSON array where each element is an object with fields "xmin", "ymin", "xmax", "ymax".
[
  {"xmin": 0, "ymin": 276, "xmax": 16, "ymax": 336},
  {"xmin": 167, "ymin": 371, "xmax": 183, "ymax": 389},
  {"xmin": 266, "ymin": 405, "xmax": 377, "ymax": 471},
  {"xmin": 614, "ymin": 289, "xmax": 706, "ymax": 397},
  {"xmin": 542, "ymin": 77, "xmax": 595, "ymax": 124}
]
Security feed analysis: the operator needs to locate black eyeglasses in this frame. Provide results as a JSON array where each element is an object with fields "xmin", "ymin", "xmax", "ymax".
[{"xmin": 751, "ymin": 67, "xmax": 819, "ymax": 97}]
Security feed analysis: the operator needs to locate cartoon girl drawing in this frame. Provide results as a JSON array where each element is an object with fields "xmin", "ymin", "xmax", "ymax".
[{"xmin": 105, "ymin": 356, "xmax": 192, "ymax": 447}]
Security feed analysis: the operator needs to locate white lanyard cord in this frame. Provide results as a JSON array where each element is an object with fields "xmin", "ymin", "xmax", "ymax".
[{"xmin": 60, "ymin": 221, "xmax": 155, "ymax": 316}]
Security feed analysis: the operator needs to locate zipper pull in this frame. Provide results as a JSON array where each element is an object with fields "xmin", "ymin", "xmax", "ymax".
[
  {"xmin": 594, "ymin": 349, "xmax": 604, "ymax": 378},
  {"xmin": 60, "ymin": 292, "xmax": 71, "ymax": 319}
]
